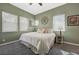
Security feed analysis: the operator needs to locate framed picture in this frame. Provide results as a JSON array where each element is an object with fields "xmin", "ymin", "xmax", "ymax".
[{"xmin": 67, "ymin": 15, "xmax": 79, "ymax": 26}]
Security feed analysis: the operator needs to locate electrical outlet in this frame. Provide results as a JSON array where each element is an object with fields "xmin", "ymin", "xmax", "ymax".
[{"xmin": 2, "ymin": 39, "xmax": 6, "ymax": 42}]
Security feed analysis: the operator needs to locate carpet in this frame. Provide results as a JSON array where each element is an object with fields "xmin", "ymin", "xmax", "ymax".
[{"xmin": 0, "ymin": 41, "xmax": 78, "ymax": 55}]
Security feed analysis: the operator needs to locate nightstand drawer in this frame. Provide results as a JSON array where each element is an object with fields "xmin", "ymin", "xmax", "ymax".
[{"xmin": 56, "ymin": 36, "xmax": 64, "ymax": 44}]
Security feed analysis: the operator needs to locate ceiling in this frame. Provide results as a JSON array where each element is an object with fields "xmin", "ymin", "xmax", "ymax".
[{"xmin": 10, "ymin": 3, "xmax": 66, "ymax": 15}]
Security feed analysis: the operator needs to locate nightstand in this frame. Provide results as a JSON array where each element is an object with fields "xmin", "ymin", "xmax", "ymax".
[{"xmin": 56, "ymin": 35, "xmax": 64, "ymax": 44}]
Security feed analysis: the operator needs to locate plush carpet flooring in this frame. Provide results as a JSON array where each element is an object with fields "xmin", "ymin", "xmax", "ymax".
[{"xmin": 0, "ymin": 41, "xmax": 78, "ymax": 55}]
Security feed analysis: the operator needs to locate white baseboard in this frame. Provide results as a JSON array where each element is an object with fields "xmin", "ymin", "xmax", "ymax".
[
  {"xmin": 0, "ymin": 40, "xmax": 19, "ymax": 46},
  {"xmin": 0, "ymin": 40, "xmax": 79, "ymax": 47},
  {"xmin": 64, "ymin": 41, "xmax": 79, "ymax": 47}
]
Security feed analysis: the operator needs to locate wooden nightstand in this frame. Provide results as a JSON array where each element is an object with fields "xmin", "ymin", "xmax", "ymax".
[{"xmin": 56, "ymin": 35, "xmax": 64, "ymax": 44}]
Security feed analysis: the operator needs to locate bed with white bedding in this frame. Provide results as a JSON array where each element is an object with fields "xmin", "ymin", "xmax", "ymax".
[{"xmin": 19, "ymin": 32, "xmax": 56, "ymax": 54}]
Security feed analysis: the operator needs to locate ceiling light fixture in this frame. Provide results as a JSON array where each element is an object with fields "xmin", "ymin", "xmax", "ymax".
[{"xmin": 29, "ymin": 3, "xmax": 42, "ymax": 6}]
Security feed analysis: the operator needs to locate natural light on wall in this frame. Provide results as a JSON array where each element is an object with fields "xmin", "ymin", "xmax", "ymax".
[
  {"xmin": 2, "ymin": 11, "xmax": 18, "ymax": 32},
  {"xmin": 53, "ymin": 14, "xmax": 65, "ymax": 31},
  {"xmin": 20, "ymin": 16, "xmax": 29, "ymax": 31},
  {"xmin": 35, "ymin": 20, "xmax": 39, "ymax": 26}
]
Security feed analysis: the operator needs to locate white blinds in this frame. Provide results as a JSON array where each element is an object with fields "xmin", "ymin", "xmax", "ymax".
[
  {"xmin": 53, "ymin": 14, "xmax": 65, "ymax": 31},
  {"xmin": 2, "ymin": 12, "xmax": 18, "ymax": 32},
  {"xmin": 20, "ymin": 17, "xmax": 29, "ymax": 31}
]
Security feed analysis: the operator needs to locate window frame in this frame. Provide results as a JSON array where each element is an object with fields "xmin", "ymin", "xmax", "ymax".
[
  {"xmin": 19, "ymin": 16, "xmax": 29, "ymax": 31},
  {"xmin": 2, "ymin": 11, "xmax": 18, "ymax": 32},
  {"xmin": 53, "ymin": 14, "xmax": 65, "ymax": 31}
]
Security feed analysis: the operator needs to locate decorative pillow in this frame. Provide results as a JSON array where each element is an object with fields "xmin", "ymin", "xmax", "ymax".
[
  {"xmin": 37, "ymin": 28, "xmax": 52, "ymax": 33},
  {"xmin": 43, "ymin": 28, "xmax": 48, "ymax": 33}
]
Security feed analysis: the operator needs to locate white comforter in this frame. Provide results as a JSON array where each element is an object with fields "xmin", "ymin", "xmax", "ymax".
[{"xmin": 19, "ymin": 32, "xmax": 56, "ymax": 54}]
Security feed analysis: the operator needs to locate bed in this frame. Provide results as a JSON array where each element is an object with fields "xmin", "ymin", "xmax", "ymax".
[{"xmin": 19, "ymin": 32, "xmax": 56, "ymax": 54}]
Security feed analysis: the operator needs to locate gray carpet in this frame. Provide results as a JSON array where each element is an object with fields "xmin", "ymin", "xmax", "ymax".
[{"xmin": 0, "ymin": 41, "xmax": 77, "ymax": 55}]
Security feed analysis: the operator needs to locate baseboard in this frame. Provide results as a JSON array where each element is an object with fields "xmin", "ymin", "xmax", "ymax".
[
  {"xmin": 64, "ymin": 41, "xmax": 79, "ymax": 47},
  {"xmin": 0, "ymin": 40, "xmax": 19, "ymax": 46},
  {"xmin": 0, "ymin": 40, "xmax": 79, "ymax": 47}
]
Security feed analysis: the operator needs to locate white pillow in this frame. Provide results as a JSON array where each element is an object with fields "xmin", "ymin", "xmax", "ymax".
[
  {"xmin": 37, "ymin": 29, "xmax": 41, "ymax": 33},
  {"xmin": 48, "ymin": 29, "xmax": 53, "ymax": 33},
  {"xmin": 50, "ymin": 29, "xmax": 53, "ymax": 33}
]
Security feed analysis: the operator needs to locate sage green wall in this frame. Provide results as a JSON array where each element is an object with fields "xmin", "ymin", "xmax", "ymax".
[
  {"xmin": 0, "ymin": 3, "xmax": 34, "ymax": 44},
  {"xmin": 0, "ymin": 3, "xmax": 79, "ymax": 44},
  {"xmin": 36, "ymin": 3, "xmax": 79, "ymax": 44}
]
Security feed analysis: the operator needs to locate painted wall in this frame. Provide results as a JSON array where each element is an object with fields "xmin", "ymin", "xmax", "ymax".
[
  {"xmin": 36, "ymin": 3, "xmax": 79, "ymax": 44},
  {"xmin": 0, "ymin": 3, "xmax": 79, "ymax": 44},
  {"xmin": 0, "ymin": 3, "xmax": 34, "ymax": 44}
]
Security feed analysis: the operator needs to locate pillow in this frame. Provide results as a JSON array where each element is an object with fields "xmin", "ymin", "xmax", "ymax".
[
  {"xmin": 48, "ymin": 29, "xmax": 53, "ymax": 33},
  {"xmin": 50, "ymin": 29, "xmax": 53, "ymax": 33},
  {"xmin": 48, "ymin": 29, "xmax": 51, "ymax": 33},
  {"xmin": 41, "ymin": 29, "xmax": 45, "ymax": 33},
  {"xmin": 37, "ymin": 28, "xmax": 45, "ymax": 33},
  {"xmin": 43, "ymin": 28, "xmax": 48, "ymax": 33},
  {"xmin": 37, "ymin": 28, "xmax": 51, "ymax": 33},
  {"xmin": 37, "ymin": 29, "xmax": 42, "ymax": 33}
]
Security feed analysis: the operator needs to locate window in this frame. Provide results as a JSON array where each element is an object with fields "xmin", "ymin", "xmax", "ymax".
[
  {"xmin": 20, "ymin": 17, "xmax": 29, "ymax": 31},
  {"xmin": 53, "ymin": 14, "xmax": 65, "ymax": 31},
  {"xmin": 2, "ymin": 12, "xmax": 18, "ymax": 32},
  {"xmin": 35, "ymin": 20, "xmax": 39, "ymax": 26}
]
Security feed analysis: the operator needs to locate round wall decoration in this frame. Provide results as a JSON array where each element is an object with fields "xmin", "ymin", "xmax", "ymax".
[{"xmin": 41, "ymin": 16, "xmax": 49, "ymax": 25}]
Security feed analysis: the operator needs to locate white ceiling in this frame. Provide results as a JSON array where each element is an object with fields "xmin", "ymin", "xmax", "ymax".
[{"xmin": 10, "ymin": 3, "xmax": 66, "ymax": 15}]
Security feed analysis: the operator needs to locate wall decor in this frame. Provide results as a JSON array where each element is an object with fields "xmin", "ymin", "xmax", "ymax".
[
  {"xmin": 67, "ymin": 15, "xmax": 79, "ymax": 26},
  {"xmin": 41, "ymin": 16, "xmax": 49, "ymax": 25}
]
